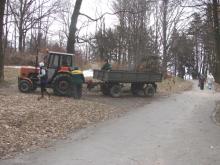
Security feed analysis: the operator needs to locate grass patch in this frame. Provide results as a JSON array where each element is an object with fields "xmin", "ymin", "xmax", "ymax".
[
  {"xmin": 4, "ymin": 68, "xmax": 19, "ymax": 84},
  {"xmin": 157, "ymin": 77, "xmax": 193, "ymax": 94}
]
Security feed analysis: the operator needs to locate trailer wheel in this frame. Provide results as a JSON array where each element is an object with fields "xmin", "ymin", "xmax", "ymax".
[
  {"xmin": 144, "ymin": 85, "xmax": 155, "ymax": 97},
  {"xmin": 101, "ymin": 84, "xmax": 110, "ymax": 95},
  {"xmin": 18, "ymin": 80, "xmax": 32, "ymax": 93},
  {"xmin": 131, "ymin": 83, "xmax": 144, "ymax": 96},
  {"xmin": 131, "ymin": 83, "xmax": 138, "ymax": 95},
  {"xmin": 110, "ymin": 85, "xmax": 122, "ymax": 98}
]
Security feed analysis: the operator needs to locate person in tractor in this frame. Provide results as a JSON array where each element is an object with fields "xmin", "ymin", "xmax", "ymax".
[
  {"xmin": 71, "ymin": 66, "xmax": 85, "ymax": 99},
  {"xmin": 38, "ymin": 62, "xmax": 50, "ymax": 100},
  {"xmin": 101, "ymin": 59, "xmax": 112, "ymax": 71}
]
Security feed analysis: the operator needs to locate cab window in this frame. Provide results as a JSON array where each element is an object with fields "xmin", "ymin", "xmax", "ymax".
[
  {"xmin": 49, "ymin": 54, "xmax": 59, "ymax": 68},
  {"xmin": 60, "ymin": 55, "xmax": 72, "ymax": 67}
]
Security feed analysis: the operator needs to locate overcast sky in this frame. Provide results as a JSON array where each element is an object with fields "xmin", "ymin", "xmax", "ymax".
[
  {"xmin": 48, "ymin": 0, "xmax": 194, "ymax": 44},
  {"xmin": 48, "ymin": 0, "xmax": 118, "ymax": 43},
  {"xmin": 80, "ymin": 0, "xmax": 117, "ymax": 27}
]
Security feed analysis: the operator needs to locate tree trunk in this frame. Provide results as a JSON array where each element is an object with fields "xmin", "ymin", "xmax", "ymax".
[
  {"xmin": 213, "ymin": 0, "xmax": 220, "ymax": 83},
  {"xmin": 18, "ymin": 27, "xmax": 23, "ymax": 52},
  {"xmin": 162, "ymin": 0, "xmax": 168, "ymax": 75},
  {"xmin": 0, "ymin": 0, "xmax": 6, "ymax": 81},
  {"xmin": 18, "ymin": 0, "xmax": 24, "ymax": 53},
  {"xmin": 4, "ymin": 0, "xmax": 9, "ymax": 52},
  {"xmin": 66, "ymin": 0, "xmax": 83, "ymax": 54}
]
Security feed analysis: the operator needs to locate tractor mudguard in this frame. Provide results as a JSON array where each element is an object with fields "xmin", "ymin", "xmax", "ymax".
[
  {"xmin": 58, "ymin": 67, "xmax": 71, "ymax": 72},
  {"xmin": 18, "ymin": 77, "xmax": 33, "ymax": 86}
]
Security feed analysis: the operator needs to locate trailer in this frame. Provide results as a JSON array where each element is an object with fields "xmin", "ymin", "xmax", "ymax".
[{"xmin": 93, "ymin": 69, "xmax": 163, "ymax": 98}]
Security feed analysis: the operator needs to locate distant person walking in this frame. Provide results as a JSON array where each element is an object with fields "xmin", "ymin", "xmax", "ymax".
[
  {"xmin": 199, "ymin": 74, "xmax": 206, "ymax": 90},
  {"xmin": 207, "ymin": 73, "xmax": 215, "ymax": 90},
  {"xmin": 38, "ymin": 62, "xmax": 50, "ymax": 100}
]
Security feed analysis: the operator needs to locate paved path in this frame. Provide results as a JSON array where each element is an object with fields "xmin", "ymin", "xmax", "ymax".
[{"xmin": 1, "ymin": 81, "xmax": 220, "ymax": 165}]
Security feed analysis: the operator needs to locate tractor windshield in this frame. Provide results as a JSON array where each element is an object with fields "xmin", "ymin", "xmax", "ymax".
[{"xmin": 60, "ymin": 55, "xmax": 72, "ymax": 67}]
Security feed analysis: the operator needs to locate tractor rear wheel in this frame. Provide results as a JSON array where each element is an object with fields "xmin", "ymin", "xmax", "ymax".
[
  {"xmin": 18, "ymin": 80, "xmax": 32, "ymax": 93},
  {"xmin": 53, "ymin": 74, "xmax": 73, "ymax": 96}
]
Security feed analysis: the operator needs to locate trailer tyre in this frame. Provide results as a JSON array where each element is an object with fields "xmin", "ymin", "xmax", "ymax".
[
  {"xmin": 110, "ymin": 85, "xmax": 121, "ymax": 98},
  {"xmin": 131, "ymin": 83, "xmax": 144, "ymax": 96},
  {"xmin": 101, "ymin": 84, "xmax": 110, "ymax": 95},
  {"xmin": 144, "ymin": 85, "xmax": 155, "ymax": 97}
]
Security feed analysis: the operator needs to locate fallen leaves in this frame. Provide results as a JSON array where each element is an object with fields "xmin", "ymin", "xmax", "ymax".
[
  {"xmin": 0, "ymin": 93, "xmax": 118, "ymax": 159},
  {"xmin": 0, "ymin": 68, "xmax": 193, "ymax": 159}
]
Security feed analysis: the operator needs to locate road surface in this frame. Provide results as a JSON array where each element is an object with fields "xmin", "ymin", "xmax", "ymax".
[{"xmin": 1, "ymin": 81, "xmax": 220, "ymax": 165}]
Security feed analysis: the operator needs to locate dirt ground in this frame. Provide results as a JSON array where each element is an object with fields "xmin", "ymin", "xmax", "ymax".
[{"xmin": 0, "ymin": 68, "xmax": 192, "ymax": 159}]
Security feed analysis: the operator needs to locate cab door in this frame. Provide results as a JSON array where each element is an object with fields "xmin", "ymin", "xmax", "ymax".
[{"xmin": 47, "ymin": 54, "xmax": 60, "ymax": 82}]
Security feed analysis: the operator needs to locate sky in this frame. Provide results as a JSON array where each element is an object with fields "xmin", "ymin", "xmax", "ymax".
[
  {"xmin": 48, "ymin": 0, "xmax": 118, "ymax": 43},
  {"xmin": 48, "ymin": 0, "xmax": 195, "ymax": 43},
  {"xmin": 78, "ymin": 0, "xmax": 117, "ymax": 37},
  {"xmin": 80, "ymin": 0, "xmax": 117, "ymax": 30}
]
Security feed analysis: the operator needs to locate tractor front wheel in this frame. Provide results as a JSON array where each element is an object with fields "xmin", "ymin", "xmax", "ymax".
[{"xmin": 18, "ymin": 80, "xmax": 32, "ymax": 93}]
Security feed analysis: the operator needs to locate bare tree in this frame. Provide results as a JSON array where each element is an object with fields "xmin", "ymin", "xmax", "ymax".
[
  {"xmin": 111, "ymin": 0, "xmax": 155, "ymax": 69},
  {"xmin": 212, "ymin": 0, "xmax": 220, "ymax": 82},
  {"xmin": 0, "ymin": 0, "xmax": 6, "ymax": 81},
  {"xmin": 66, "ymin": 0, "xmax": 83, "ymax": 54},
  {"xmin": 9, "ymin": 0, "xmax": 59, "ymax": 53},
  {"xmin": 158, "ymin": 0, "xmax": 188, "ymax": 75}
]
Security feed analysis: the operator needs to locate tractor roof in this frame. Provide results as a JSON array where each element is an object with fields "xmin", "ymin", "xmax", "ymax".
[{"xmin": 49, "ymin": 51, "xmax": 75, "ymax": 56}]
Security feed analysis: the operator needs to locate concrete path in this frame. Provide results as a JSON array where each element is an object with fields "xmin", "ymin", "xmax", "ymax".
[{"xmin": 1, "ymin": 81, "xmax": 220, "ymax": 165}]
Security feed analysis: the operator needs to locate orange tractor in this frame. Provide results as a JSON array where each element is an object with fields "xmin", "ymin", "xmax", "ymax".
[{"xmin": 18, "ymin": 51, "xmax": 85, "ymax": 99}]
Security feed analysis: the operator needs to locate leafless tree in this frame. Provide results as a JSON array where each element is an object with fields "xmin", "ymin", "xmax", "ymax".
[
  {"xmin": 9, "ymin": 0, "xmax": 60, "ymax": 53},
  {"xmin": 157, "ymin": 0, "xmax": 188, "ymax": 75},
  {"xmin": 0, "ymin": 0, "xmax": 6, "ymax": 81},
  {"xmin": 66, "ymin": 0, "xmax": 83, "ymax": 54},
  {"xmin": 212, "ymin": 0, "xmax": 220, "ymax": 82}
]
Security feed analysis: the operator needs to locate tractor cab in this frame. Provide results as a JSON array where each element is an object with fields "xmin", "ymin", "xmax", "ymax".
[{"xmin": 44, "ymin": 51, "xmax": 75, "ymax": 82}]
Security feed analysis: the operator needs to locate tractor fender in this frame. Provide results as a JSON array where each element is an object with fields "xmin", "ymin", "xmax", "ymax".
[
  {"xmin": 18, "ymin": 77, "xmax": 33, "ymax": 86},
  {"xmin": 56, "ymin": 71, "xmax": 72, "ymax": 76},
  {"xmin": 58, "ymin": 67, "xmax": 71, "ymax": 73},
  {"xmin": 51, "ymin": 72, "xmax": 73, "ymax": 84}
]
